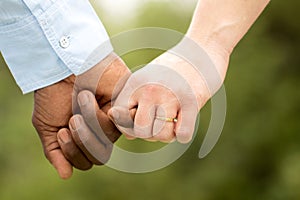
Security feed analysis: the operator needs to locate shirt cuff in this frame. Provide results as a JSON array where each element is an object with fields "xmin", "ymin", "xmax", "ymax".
[{"xmin": 0, "ymin": 0, "xmax": 113, "ymax": 94}]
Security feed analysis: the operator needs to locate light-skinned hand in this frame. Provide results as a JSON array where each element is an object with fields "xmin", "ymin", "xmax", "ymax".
[{"xmin": 108, "ymin": 46, "xmax": 229, "ymax": 144}]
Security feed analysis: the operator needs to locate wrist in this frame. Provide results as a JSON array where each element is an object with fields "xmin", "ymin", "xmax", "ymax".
[
  {"xmin": 186, "ymin": 25, "xmax": 233, "ymax": 64},
  {"xmin": 186, "ymin": 0, "xmax": 270, "ymax": 59},
  {"xmin": 180, "ymin": 32, "xmax": 230, "ymax": 90},
  {"xmin": 185, "ymin": 15, "xmax": 232, "ymax": 83}
]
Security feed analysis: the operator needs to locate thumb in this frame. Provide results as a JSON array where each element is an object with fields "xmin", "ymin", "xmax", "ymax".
[
  {"xmin": 175, "ymin": 103, "xmax": 199, "ymax": 144},
  {"xmin": 108, "ymin": 106, "xmax": 134, "ymax": 128},
  {"xmin": 108, "ymin": 106, "xmax": 136, "ymax": 128},
  {"xmin": 46, "ymin": 143, "xmax": 73, "ymax": 179},
  {"xmin": 108, "ymin": 107, "xmax": 137, "ymax": 139}
]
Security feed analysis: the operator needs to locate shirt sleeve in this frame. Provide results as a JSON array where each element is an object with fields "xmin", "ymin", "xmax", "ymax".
[{"xmin": 0, "ymin": 0, "xmax": 113, "ymax": 94}]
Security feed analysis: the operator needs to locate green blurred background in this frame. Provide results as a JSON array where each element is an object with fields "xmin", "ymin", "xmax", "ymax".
[{"xmin": 0, "ymin": 0, "xmax": 300, "ymax": 199}]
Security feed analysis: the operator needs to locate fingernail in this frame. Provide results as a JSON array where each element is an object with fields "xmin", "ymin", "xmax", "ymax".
[
  {"xmin": 78, "ymin": 93, "xmax": 89, "ymax": 106},
  {"xmin": 74, "ymin": 116, "xmax": 82, "ymax": 129},
  {"xmin": 59, "ymin": 131, "xmax": 71, "ymax": 144},
  {"xmin": 70, "ymin": 116, "xmax": 81, "ymax": 131}
]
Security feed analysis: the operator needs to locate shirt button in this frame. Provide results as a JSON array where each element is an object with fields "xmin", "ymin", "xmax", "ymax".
[{"xmin": 59, "ymin": 36, "xmax": 70, "ymax": 49}]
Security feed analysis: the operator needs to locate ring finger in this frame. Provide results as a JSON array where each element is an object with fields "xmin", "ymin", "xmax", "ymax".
[{"xmin": 149, "ymin": 103, "xmax": 179, "ymax": 143}]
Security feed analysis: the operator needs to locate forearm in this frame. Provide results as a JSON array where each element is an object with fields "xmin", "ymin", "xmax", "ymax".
[
  {"xmin": 160, "ymin": 0, "xmax": 270, "ymax": 107},
  {"xmin": 187, "ymin": 0, "xmax": 270, "ymax": 55},
  {"xmin": 0, "ymin": 0, "xmax": 113, "ymax": 94}
]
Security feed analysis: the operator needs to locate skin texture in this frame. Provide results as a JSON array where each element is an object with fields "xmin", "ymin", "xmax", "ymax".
[
  {"xmin": 187, "ymin": 0, "xmax": 270, "ymax": 57},
  {"xmin": 32, "ymin": 0, "xmax": 270, "ymax": 179},
  {"xmin": 32, "ymin": 53, "xmax": 131, "ymax": 179},
  {"xmin": 109, "ymin": 0, "xmax": 270, "ymax": 143},
  {"xmin": 108, "ymin": 51, "xmax": 228, "ymax": 144}
]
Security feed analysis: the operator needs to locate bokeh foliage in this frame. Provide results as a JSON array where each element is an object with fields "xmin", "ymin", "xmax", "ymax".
[{"xmin": 0, "ymin": 1, "xmax": 299, "ymax": 199}]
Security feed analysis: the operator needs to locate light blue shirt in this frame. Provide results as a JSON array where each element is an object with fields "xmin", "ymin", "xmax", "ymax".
[{"xmin": 0, "ymin": 0, "xmax": 113, "ymax": 94}]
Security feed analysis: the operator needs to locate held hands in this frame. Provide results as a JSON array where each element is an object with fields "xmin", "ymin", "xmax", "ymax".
[
  {"xmin": 32, "ymin": 41, "xmax": 229, "ymax": 179},
  {"xmin": 32, "ymin": 53, "xmax": 131, "ymax": 179},
  {"xmin": 26, "ymin": 0, "xmax": 266, "ymax": 179}
]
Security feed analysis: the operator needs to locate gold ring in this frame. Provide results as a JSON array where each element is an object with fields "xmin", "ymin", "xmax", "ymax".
[{"xmin": 155, "ymin": 116, "xmax": 178, "ymax": 123}]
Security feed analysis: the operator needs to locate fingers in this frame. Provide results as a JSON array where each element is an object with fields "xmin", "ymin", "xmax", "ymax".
[
  {"xmin": 69, "ymin": 115, "xmax": 112, "ymax": 165},
  {"xmin": 35, "ymin": 128, "xmax": 73, "ymax": 179},
  {"xmin": 108, "ymin": 106, "xmax": 135, "ymax": 128},
  {"xmin": 99, "ymin": 62, "xmax": 199, "ymax": 145},
  {"xmin": 77, "ymin": 90, "xmax": 121, "ymax": 143},
  {"xmin": 110, "ymin": 83, "xmax": 182, "ymax": 142},
  {"xmin": 133, "ymin": 103, "xmax": 156, "ymax": 138},
  {"xmin": 57, "ymin": 128, "xmax": 92, "ymax": 170},
  {"xmin": 108, "ymin": 107, "xmax": 136, "ymax": 140},
  {"xmin": 77, "ymin": 90, "xmax": 106, "ymax": 138},
  {"xmin": 151, "ymin": 104, "xmax": 178, "ymax": 143},
  {"xmin": 110, "ymin": 103, "xmax": 159, "ymax": 139},
  {"xmin": 175, "ymin": 103, "xmax": 199, "ymax": 143},
  {"xmin": 45, "ymin": 147, "xmax": 73, "ymax": 180},
  {"xmin": 63, "ymin": 90, "xmax": 123, "ymax": 167}
]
